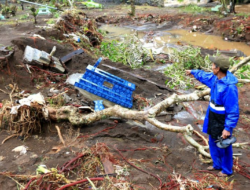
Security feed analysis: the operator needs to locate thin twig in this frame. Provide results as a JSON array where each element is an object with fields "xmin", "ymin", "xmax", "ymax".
[
  {"xmin": 2, "ymin": 134, "xmax": 18, "ymax": 144},
  {"xmin": 86, "ymin": 177, "xmax": 97, "ymax": 190},
  {"xmin": 0, "ymin": 89, "xmax": 8, "ymax": 94},
  {"xmin": 51, "ymin": 90, "xmax": 68, "ymax": 99},
  {"xmin": 55, "ymin": 125, "xmax": 66, "ymax": 147},
  {"xmin": 7, "ymin": 176, "xmax": 25, "ymax": 189},
  {"xmin": 9, "ymin": 84, "xmax": 17, "ymax": 103}
]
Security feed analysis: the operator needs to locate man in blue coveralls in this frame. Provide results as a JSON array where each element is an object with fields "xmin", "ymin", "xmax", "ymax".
[{"xmin": 186, "ymin": 55, "xmax": 239, "ymax": 177}]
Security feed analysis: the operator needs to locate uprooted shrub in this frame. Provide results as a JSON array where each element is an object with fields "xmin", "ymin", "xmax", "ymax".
[
  {"xmin": 56, "ymin": 10, "xmax": 103, "ymax": 48},
  {"xmin": 0, "ymin": 101, "xmax": 47, "ymax": 140},
  {"xmin": 10, "ymin": 5, "xmax": 17, "ymax": 16}
]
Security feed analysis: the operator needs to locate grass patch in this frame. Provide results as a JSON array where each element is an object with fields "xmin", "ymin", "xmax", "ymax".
[
  {"xmin": 19, "ymin": 14, "xmax": 29, "ymax": 20},
  {"xmin": 46, "ymin": 19, "xmax": 56, "ymax": 24},
  {"xmin": 179, "ymin": 4, "xmax": 211, "ymax": 14},
  {"xmin": 0, "ymin": 19, "xmax": 29, "ymax": 25},
  {"xmin": 236, "ymin": 12, "xmax": 250, "ymax": 19}
]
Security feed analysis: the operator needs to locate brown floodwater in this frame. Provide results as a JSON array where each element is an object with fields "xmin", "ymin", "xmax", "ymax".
[
  {"xmin": 235, "ymin": 4, "xmax": 250, "ymax": 13},
  {"xmin": 100, "ymin": 25, "xmax": 250, "ymax": 56},
  {"xmin": 156, "ymin": 29, "xmax": 250, "ymax": 56}
]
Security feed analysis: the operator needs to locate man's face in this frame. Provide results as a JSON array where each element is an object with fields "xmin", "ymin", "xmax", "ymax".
[{"xmin": 212, "ymin": 63, "xmax": 220, "ymax": 75}]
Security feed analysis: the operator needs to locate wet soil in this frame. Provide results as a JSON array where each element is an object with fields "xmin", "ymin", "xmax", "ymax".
[
  {"xmin": 87, "ymin": 5, "xmax": 250, "ymax": 44},
  {"xmin": 0, "ymin": 3, "xmax": 250, "ymax": 190}
]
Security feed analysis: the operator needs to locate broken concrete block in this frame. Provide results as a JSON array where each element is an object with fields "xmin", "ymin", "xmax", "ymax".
[
  {"xmin": 23, "ymin": 46, "xmax": 65, "ymax": 73},
  {"xmin": 50, "ymin": 57, "xmax": 65, "ymax": 73},
  {"xmin": 23, "ymin": 45, "xmax": 50, "ymax": 66}
]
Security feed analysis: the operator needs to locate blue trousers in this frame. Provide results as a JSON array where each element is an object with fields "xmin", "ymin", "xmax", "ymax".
[{"xmin": 209, "ymin": 135, "xmax": 233, "ymax": 175}]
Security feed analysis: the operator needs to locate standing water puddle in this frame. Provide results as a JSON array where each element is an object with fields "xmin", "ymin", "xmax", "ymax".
[
  {"xmin": 100, "ymin": 25, "xmax": 250, "ymax": 56},
  {"xmin": 156, "ymin": 29, "xmax": 250, "ymax": 56}
]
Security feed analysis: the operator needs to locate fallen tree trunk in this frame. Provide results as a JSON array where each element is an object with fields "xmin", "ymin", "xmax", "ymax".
[
  {"xmin": 47, "ymin": 87, "xmax": 248, "ymax": 159},
  {"xmin": 1, "ymin": 56, "xmax": 249, "ymax": 161},
  {"xmin": 46, "ymin": 55, "xmax": 250, "ymax": 160}
]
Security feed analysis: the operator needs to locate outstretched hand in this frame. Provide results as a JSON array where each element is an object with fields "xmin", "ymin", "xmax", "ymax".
[{"xmin": 185, "ymin": 70, "xmax": 192, "ymax": 75}]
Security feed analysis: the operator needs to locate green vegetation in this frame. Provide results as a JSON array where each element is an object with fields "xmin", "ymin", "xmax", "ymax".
[
  {"xmin": 46, "ymin": 19, "xmax": 56, "ymax": 24},
  {"xmin": 231, "ymin": 58, "xmax": 250, "ymax": 80},
  {"xmin": 1, "ymin": 5, "xmax": 17, "ymax": 17},
  {"xmin": 81, "ymin": 0, "xmax": 103, "ymax": 9},
  {"xmin": 30, "ymin": 6, "xmax": 39, "ymax": 24},
  {"xmin": 236, "ymin": 12, "xmax": 250, "ymax": 19},
  {"xmin": 101, "ymin": 34, "xmax": 148, "ymax": 68},
  {"xmin": 47, "ymin": 95, "xmax": 65, "ymax": 107},
  {"xmin": 1, "ymin": 6, "xmax": 10, "ymax": 17},
  {"xmin": 164, "ymin": 46, "xmax": 250, "ymax": 90},
  {"xmin": 179, "ymin": 4, "xmax": 210, "ymax": 14},
  {"xmin": 20, "ymin": 14, "xmax": 29, "ymax": 20},
  {"xmin": 164, "ymin": 46, "xmax": 211, "ymax": 89},
  {"xmin": 53, "ymin": 12, "xmax": 60, "ymax": 18}
]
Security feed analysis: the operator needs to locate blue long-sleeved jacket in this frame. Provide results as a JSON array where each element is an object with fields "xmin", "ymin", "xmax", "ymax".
[{"xmin": 191, "ymin": 70, "xmax": 239, "ymax": 135}]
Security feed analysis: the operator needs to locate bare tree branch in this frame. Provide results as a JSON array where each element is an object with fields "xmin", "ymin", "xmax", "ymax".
[{"xmin": 230, "ymin": 56, "xmax": 250, "ymax": 74}]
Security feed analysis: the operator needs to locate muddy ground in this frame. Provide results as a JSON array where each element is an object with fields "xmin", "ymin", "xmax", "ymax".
[{"xmin": 0, "ymin": 3, "xmax": 250, "ymax": 190}]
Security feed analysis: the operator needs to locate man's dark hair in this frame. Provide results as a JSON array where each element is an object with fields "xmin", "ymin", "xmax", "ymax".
[{"xmin": 214, "ymin": 64, "xmax": 228, "ymax": 74}]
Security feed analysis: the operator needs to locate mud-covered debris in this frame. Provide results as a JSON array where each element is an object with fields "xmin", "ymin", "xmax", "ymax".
[
  {"xmin": 23, "ymin": 45, "xmax": 65, "ymax": 73},
  {"xmin": 78, "ymin": 106, "xmax": 94, "ymax": 113},
  {"xmin": 56, "ymin": 10, "xmax": 102, "ymax": 47},
  {"xmin": 23, "ymin": 45, "xmax": 50, "ymax": 66},
  {"xmin": 0, "ymin": 46, "xmax": 14, "ymax": 68},
  {"xmin": 74, "ymin": 58, "xmax": 136, "ymax": 108},
  {"xmin": 33, "ymin": 34, "xmax": 46, "ymax": 40},
  {"xmin": 101, "ymin": 157, "xmax": 115, "ymax": 175},
  {"xmin": 60, "ymin": 49, "xmax": 84, "ymax": 64},
  {"xmin": 12, "ymin": 145, "xmax": 28, "ymax": 155},
  {"xmin": 50, "ymin": 56, "xmax": 65, "ymax": 73}
]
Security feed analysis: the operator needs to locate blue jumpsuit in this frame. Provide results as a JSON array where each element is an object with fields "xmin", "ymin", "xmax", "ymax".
[{"xmin": 191, "ymin": 70, "xmax": 239, "ymax": 175}]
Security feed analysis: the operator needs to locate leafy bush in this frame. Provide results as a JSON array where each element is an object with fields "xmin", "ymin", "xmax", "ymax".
[
  {"xmin": 101, "ymin": 34, "xmax": 148, "ymax": 68},
  {"xmin": 1, "ymin": 6, "xmax": 10, "ymax": 16},
  {"xmin": 165, "ymin": 46, "xmax": 250, "ymax": 90},
  {"xmin": 164, "ymin": 46, "xmax": 211, "ymax": 89},
  {"xmin": 230, "ymin": 58, "xmax": 250, "ymax": 80},
  {"xmin": 30, "ymin": 6, "xmax": 38, "ymax": 24}
]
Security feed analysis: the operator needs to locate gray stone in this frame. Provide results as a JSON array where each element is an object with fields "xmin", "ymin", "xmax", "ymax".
[{"xmin": 14, "ymin": 154, "xmax": 30, "ymax": 165}]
